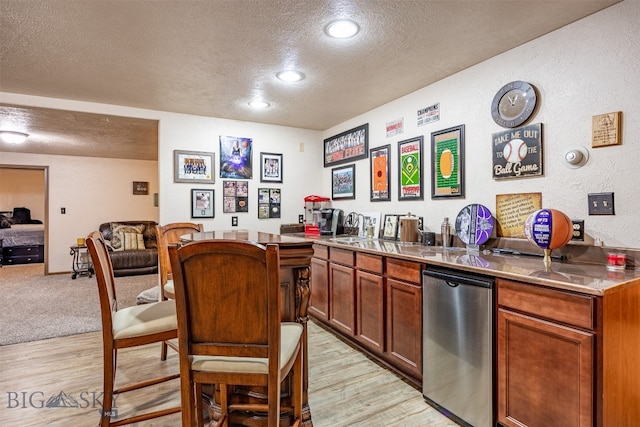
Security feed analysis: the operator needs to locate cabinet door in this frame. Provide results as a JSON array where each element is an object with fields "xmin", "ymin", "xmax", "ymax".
[
  {"xmin": 355, "ymin": 269, "xmax": 384, "ymax": 354},
  {"xmin": 329, "ymin": 262, "xmax": 355, "ymax": 336},
  {"xmin": 309, "ymin": 257, "xmax": 329, "ymax": 321},
  {"xmin": 386, "ymin": 278, "xmax": 422, "ymax": 379},
  {"xmin": 498, "ymin": 308, "xmax": 594, "ymax": 427}
]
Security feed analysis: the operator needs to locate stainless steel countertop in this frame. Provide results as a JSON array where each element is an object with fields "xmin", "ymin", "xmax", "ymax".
[{"xmin": 297, "ymin": 234, "xmax": 640, "ymax": 297}]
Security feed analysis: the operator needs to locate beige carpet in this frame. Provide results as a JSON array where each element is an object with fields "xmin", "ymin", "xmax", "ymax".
[{"xmin": 0, "ymin": 264, "xmax": 158, "ymax": 345}]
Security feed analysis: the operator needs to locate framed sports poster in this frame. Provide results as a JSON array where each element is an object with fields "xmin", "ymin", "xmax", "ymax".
[
  {"xmin": 370, "ymin": 144, "xmax": 391, "ymax": 201},
  {"xmin": 257, "ymin": 188, "xmax": 281, "ymax": 219},
  {"xmin": 397, "ymin": 136, "xmax": 423, "ymax": 200},
  {"xmin": 223, "ymin": 180, "xmax": 249, "ymax": 213},
  {"xmin": 220, "ymin": 135, "xmax": 253, "ymax": 179},
  {"xmin": 331, "ymin": 164, "xmax": 356, "ymax": 200},
  {"xmin": 324, "ymin": 124, "xmax": 368, "ymax": 167},
  {"xmin": 431, "ymin": 125, "xmax": 465, "ymax": 198}
]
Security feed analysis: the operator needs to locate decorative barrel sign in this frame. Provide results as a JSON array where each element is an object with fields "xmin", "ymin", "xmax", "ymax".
[
  {"xmin": 455, "ymin": 203, "xmax": 495, "ymax": 246},
  {"xmin": 524, "ymin": 208, "xmax": 573, "ymax": 264}
]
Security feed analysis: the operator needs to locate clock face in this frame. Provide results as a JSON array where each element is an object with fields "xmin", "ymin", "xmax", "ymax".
[{"xmin": 491, "ymin": 81, "xmax": 537, "ymax": 128}]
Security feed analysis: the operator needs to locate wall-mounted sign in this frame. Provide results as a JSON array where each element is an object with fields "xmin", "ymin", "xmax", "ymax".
[
  {"xmin": 495, "ymin": 192, "xmax": 542, "ymax": 238},
  {"xmin": 417, "ymin": 102, "xmax": 440, "ymax": 127},
  {"xmin": 386, "ymin": 118, "xmax": 404, "ymax": 137},
  {"xmin": 132, "ymin": 181, "xmax": 148, "ymax": 195},
  {"xmin": 592, "ymin": 111, "xmax": 621, "ymax": 148},
  {"xmin": 492, "ymin": 123, "xmax": 543, "ymax": 180}
]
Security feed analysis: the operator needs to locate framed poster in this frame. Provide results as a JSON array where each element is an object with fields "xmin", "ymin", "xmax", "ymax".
[
  {"xmin": 331, "ymin": 164, "xmax": 356, "ymax": 200},
  {"xmin": 324, "ymin": 124, "xmax": 369, "ymax": 167},
  {"xmin": 492, "ymin": 123, "xmax": 542, "ymax": 179},
  {"xmin": 431, "ymin": 125, "xmax": 465, "ymax": 198},
  {"xmin": 370, "ymin": 144, "xmax": 391, "ymax": 201},
  {"xmin": 174, "ymin": 150, "xmax": 215, "ymax": 183},
  {"xmin": 223, "ymin": 180, "xmax": 249, "ymax": 213},
  {"xmin": 191, "ymin": 189, "xmax": 214, "ymax": 218},
  {"xmin": 258, "ymin": 188, "xmax": 281, "ymax": 219},
  {"xmin": 260, "ymin": 152, "xmax": 283, "ymax": 183},
  {"xmin": 398, "ymin": 136, "xmax": 424, "ymax": 200},
  {"xmin": 220, "ymin": 135, "xmax": 253, "ymax": 179}
]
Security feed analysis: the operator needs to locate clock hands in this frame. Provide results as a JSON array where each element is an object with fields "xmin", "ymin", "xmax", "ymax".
[{"xmin": 508, "ymin": 94, "xmax": 518, "ymax": 106}]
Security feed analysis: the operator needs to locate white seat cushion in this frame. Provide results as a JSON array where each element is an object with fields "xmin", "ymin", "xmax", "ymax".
[
  {"xmin": 164, "ymin": 279, "xmax": 174, "ymax": 296},
  {"xmin": 190, "ymin": 322, "xmax": 303, "ymax": 374},
  {"xmin": 112, "ymin": 300, "xmax": 177, "ymax": 340}
]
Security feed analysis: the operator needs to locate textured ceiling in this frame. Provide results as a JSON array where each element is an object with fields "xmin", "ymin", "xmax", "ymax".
[{"xmin": 0, "ymin": 0, "xmax": 621, "ymax": 160}]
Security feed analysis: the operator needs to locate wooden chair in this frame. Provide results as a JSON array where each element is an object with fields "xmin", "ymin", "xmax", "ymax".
[
  {"xmin": 169, "ymin": 240, "xmax": 303, "ymax": 427},
  {"xmin": 156, "ymin": 222, "xmax": 204, "ymax": 360},
  {"xmin": 86, "ymin": 231, "xmax": 181, "ymax": 427}
]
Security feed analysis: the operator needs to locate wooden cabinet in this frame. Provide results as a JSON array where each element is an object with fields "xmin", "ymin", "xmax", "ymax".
[
  {"xmin": 497, "ymin": 278, "xmax": 595, "ymax": 427},
  {"xmin": 385, "ymin": 258, "xmax": 423, "ymax": 380},
  {"xmin": 328, "ymin": 248, "xmax": 356, "ymax": 336},
  {"xmin": 355, "ymin": 252, "xmax": 384, "ymax": 354},
  {"xmin": 309, "ymin": 245, "xmax": 329, "ymax": 321}
]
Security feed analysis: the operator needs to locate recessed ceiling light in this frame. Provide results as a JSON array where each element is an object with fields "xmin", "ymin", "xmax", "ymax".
[
  {"xmin": 325, "ymin": 19, "xmax": 359, "ymax": 39},
  {"xmin": 0, "ymin": 131, "xmax": 29, "ymax": 144},
  {"xmin": 248, "ymin": 100, "xmax": 270, "ymax": 109},
  {"xmin": 276, "ymin": 70, "xmax": 304, "ymax": 82}
]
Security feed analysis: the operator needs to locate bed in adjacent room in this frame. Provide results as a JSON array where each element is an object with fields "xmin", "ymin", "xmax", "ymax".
[{"xmin": 0, "ymin": 208, "xmax": 45, "ymax": 266}]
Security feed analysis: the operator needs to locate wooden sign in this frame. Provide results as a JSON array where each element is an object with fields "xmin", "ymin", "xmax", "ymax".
[
  {"xmin": 592, "ymin": 111, "xmax": 621, "ymax": 147},
  {"xmin": 496, "ymin": 192, "xmax": 542, "ymax": 238},
  {"xmin": 132, "ymin": 181, "xmax": 148, "ymax": 195}
]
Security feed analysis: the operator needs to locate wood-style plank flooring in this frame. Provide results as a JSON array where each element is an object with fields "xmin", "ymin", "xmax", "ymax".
[{"xmin": 0, "ymin": 320, "xmax": 458, "ymax": 426}]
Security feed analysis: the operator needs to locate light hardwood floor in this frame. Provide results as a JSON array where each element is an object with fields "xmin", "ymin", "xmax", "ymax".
[{"xmin": 0, "ymin": 320, "xmax": 458, "ymax": 426}]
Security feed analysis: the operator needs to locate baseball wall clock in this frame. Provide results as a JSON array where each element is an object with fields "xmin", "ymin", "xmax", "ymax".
[{"xmin": 491, "ymin": 80, "xmax": 538, "ymax": 128}]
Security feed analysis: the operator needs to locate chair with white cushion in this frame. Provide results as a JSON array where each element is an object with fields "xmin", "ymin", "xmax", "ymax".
[
  {"xmin": 86, "ymin": 231, "xmax": 180, "ymax": 426},
  {"xmin": 169, "ymin": 240, "xmax": 303, "ymax": 427}
]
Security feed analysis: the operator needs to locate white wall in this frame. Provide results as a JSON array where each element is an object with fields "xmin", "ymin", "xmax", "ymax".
[{"xmin": 321, "ymin": 0, "xmax": 639, "ymax": 249}]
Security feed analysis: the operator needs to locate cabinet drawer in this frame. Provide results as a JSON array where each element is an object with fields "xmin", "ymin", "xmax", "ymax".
[
  {"xmin": 3, "ymin": 245, "xmax": 42, "ymax": 256},
  {"xmin": 330, "ymin": 247, "xmax": 354, "ymax": 266},
  {"xmin": 386, "ymin": 258, "xmax": 422, "ymax": 284},
  {"xmin": 313, "ymin": 244, "xmax": 328, "ymax": 260},
  {"xmin": 497, "ymin": 279, "xmax": 595, "ymax": 330},
  {"xmin": 356, "ymin": 252, "xmax": 383, "ymax": 274}
]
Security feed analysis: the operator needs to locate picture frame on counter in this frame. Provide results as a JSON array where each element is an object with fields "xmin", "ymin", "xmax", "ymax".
[
  {"xmin": 431, "ymin": 124, "xmax": 465, "ymax": 198},
  {"xmin": 260, "ymin": 152, "xmax": 283, "ymax": 183},
  {"xmin": 331, "ymin": 164, "xmax": 356, "ymax": 200},
  {"xmin": 398, "ymin": 136, "xmax": 424, "ymax": 201},
  {"xmin": 324, "ymin": 123, "xmax": 369, "ymax": 167},
  {"xmin": 370, "ymin": 144, "xmax": 391, "ymax": 202},
  {"xmin": 382, "ymin": 214, "xmax": 400, "ymax": 240},
  {"xmin": 191, "ymin": 189, "xmax": 214, "ymax": 218},
  {"xmin": 174, "ymin": 150, "xmax": 215, "ymax": 184}
]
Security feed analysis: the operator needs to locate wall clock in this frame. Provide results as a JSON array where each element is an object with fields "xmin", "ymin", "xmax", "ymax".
[{"xmin": 491, "ymin": 80, "xmax": 537, "ymax": 128}]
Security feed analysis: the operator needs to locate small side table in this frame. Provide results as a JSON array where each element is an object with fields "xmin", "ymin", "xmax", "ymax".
[{"xmin": 70, "ymin": 245, "xmax": 94, "ymax": 279}]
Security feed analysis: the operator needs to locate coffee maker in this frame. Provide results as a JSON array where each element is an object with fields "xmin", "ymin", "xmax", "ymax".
[{"xmin": 318, "ymin": 208, "xmax": 344, "ymax": 236}]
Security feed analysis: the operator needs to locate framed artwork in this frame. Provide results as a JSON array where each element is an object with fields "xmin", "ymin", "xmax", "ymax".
[
  {"xmin": 331, "ymin": 164, "xmax": 356, "ymax": 200},
  {"xmin": 431, "ymin": 125, "xmax": 465, "ymax": 198},
  {"xmin": 258, "ymin": 188, "xmax": 281, "ymax": 219},
  {"xmin": 492, "ymin": 123, "xmax": 542, "ymax": 180},
  {"xmin": 370, "ymin": 145, "xmax": 391, "ymax": 201},
  {"xmin": 174, "ymin": 150, "xmax": 215, "ymax": 184},
  {"xmin": 191, "ymin": 189, "xmax": 214, "ymax": 218},
  {"xmin": 382, "ymin": 214, "xmax": 400, "ymax": 240},
  {"xmin": 223, "ymin": 180, "xmax": 249, "ymax": 213},
  {"xmin": 260, "ymin": 152, "xmax": 283, "ymax": 183},
  {"xmin": 397, "ymin": 136, "xmax": 424, "ymax": 200},
  {"xmin": 324, "ymin": 123, "xmax": 369, "ymax": 167},
  {"xmin": 219, "ymin": 135, "xmax": 253, "ymax": 179}
]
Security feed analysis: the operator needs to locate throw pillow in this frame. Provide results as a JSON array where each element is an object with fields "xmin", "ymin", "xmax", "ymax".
[
  {"xmin": 110, "ymin": 223, "xmax": 146, "ymax": 249},
  {"xmin": 0, "ymin": 214, "xmax": 12, "ymax": 229},
  {"xmin": 113, "ymin": 231, "xmax": 146, "ymax": 251}
]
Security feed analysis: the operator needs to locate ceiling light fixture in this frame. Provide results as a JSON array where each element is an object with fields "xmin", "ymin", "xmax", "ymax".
[
  {"xmin": 276, "ymin": 70, "xmax": 304, "ymax": 82},
  {"xmin": 325, "ymin": 19, "xmax": 359, "ymax": 39},
  {"xmin": 0, "ymin": 131, "xmax": 29, "ymax": 144},
  {"xmin": 248, "ymin": 100, "xmax": 270, "ymax": 109}
]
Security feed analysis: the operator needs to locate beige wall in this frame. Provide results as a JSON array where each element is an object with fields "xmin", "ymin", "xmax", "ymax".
[{"xmin": 0, "ymin": 168, "xmax": 45, "ymax": 220}]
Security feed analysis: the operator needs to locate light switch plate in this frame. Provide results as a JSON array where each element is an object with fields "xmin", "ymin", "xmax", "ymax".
[
  {"xmin": 232, "ymin": 216, "xmax": 238, "ymax": 226},
  {"xmin": 588, "ymin": 192, "xmax": 615, "ymax": 215}
]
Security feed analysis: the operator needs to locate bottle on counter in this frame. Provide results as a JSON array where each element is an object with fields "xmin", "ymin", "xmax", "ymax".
[{"xmin": 441, "ymin": 217, "xmax": 452, "ymax": 248}]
